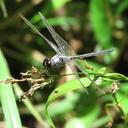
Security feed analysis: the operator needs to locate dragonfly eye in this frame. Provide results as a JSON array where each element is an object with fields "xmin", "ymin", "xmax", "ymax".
[{"xmin": 43, "ymin": 58, "xmax": 53, "ymax": 69}]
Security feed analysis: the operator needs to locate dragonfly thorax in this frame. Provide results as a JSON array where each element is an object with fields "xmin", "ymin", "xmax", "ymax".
[{"xmin": 43, "ymin": 55, "xmax": 64, "ymax": 69}]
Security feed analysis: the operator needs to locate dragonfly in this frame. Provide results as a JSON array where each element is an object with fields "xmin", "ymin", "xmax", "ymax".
[{"xmin": 20, "ymin": 12, "xmax": 113, "ymax": 93}]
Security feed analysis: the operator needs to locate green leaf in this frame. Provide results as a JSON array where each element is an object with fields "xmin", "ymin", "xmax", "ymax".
[
  {"xmin": 0, "ymin": 50, "xmax": 22, "ymax": 128},
  {"xmin": 90, "ymin": 0, "xmax": 112, "ymax": 48},
  {"xmin": 104, "ymin": 73, "xmax": 128, "ymax": 81},
  {"xmin": 45, "ymin": 77, "xmax": 91, "ymax": 128},
  {"xmin": 116, "ymin": 84, "xmax": 128, "ymax": 115},
  {"xmin": 116, "ymin": 0, "xmax": 128, "ymax": 16}
]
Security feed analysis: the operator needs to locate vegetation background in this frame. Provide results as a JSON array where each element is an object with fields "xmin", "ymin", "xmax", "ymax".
[{"xmin": 0, "ymin": 0, "xmax": 128, "ymax": 128}]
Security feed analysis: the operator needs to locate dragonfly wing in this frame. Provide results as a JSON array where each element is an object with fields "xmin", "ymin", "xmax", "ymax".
[
  {"xmin": 38, "ymin": 12, "xmax": 108, "ymax": 94},
  {"xmin": 68, "ymin": 49, "xmax": 113, "ymax": 60},
  {"xmin": 39, "ymin": 12, "xmax": 74, "ymax": 56},
  {"xmin": 20, "ymin": 14, "xmax": 60, "ymax": 54}
]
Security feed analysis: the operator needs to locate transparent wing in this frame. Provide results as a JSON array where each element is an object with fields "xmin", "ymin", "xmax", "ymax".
[
  {"xmin": 67, "ymin": 49, "xmax": 113, "ymax": 60},
  {"xmin": 39, "ymin": 12, "xmax": 74, "ymax": 56},
  {"xmin": 20, "ymin": 14, "xmax": 60, "ymax": 54}
]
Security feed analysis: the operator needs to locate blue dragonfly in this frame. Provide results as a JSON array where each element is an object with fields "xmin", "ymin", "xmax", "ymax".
[{"xmin": 20, "ymin": 12, "xmax": 113, "ymax": 93}]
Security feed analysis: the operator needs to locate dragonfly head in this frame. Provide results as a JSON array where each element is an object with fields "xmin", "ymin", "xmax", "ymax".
[{"xmin": 43, "ymin": 58, "xmax": 53, "ymax": 69}]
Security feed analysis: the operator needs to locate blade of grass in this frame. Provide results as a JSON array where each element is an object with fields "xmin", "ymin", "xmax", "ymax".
[
  {"xmin": 0, "ymin": 0, "xmax": 8, "ymax": 18},
  {"xmin": 0, "ymin": 49, "xmax": 22, "ymax": 128}
]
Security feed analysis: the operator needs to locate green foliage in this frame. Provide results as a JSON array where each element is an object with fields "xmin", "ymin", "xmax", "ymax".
[
  {"xmin": 0, "ymin": 0, "xmax": 128, "ymax": 128},
  {"xmin": 45, "ymin": 67, "xmax": 128, "ymax": 128},
  {"xmin": 90, "ymin": 0, "xmax": 113, "ymax": 48},
  {"xmin": 0, "ymin": 50, "xmax": 22, "ymax": 128}
]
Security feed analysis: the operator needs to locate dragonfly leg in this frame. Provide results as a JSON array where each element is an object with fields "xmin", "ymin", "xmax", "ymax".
[
  {"xmin": 67, "ymin": 63, "xmax": 88, "ymax": 94},
  {"xmin": 74, "ymin": 61, "xmax": 105, "ymax": 94},
  {"xmin": 84, "ymin": 71, "xmax": 105, "ymax": 95},
  {"xmin": 75, "ymin": 71, "xmax": 89, "ymax": 94}
]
